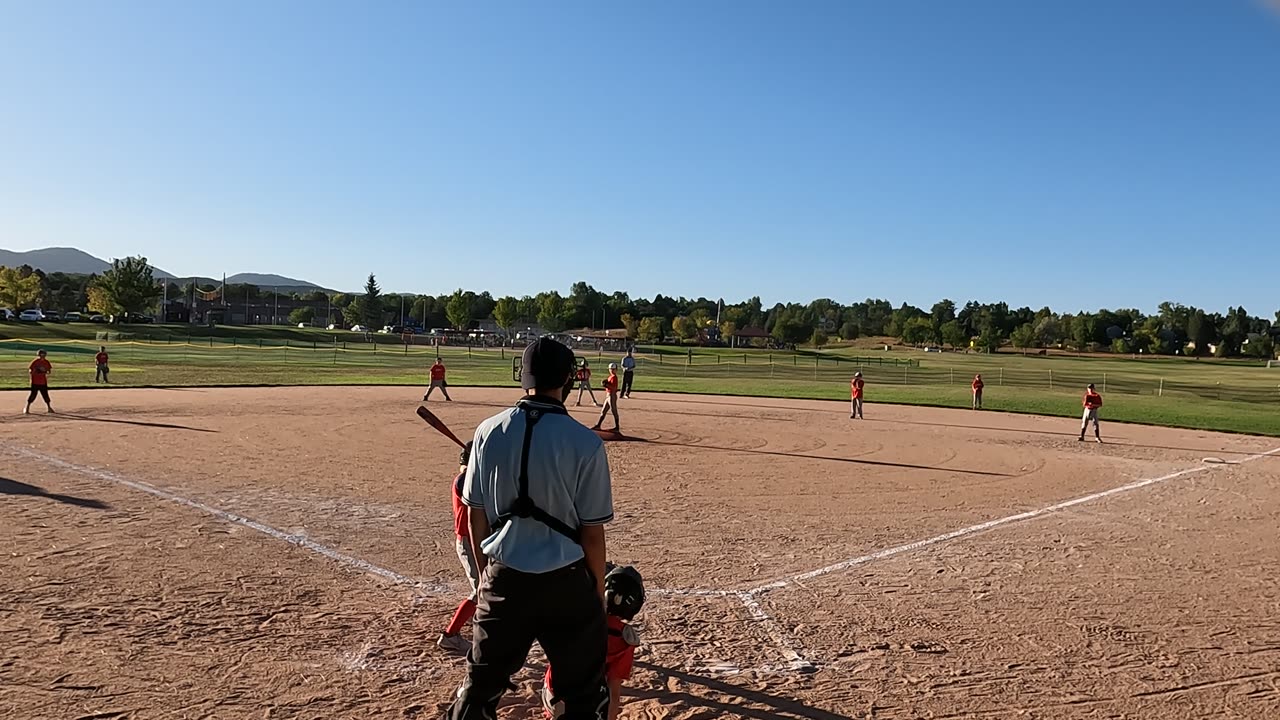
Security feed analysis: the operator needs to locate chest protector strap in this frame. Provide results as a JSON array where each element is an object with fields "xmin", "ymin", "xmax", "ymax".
[{"xmin": 494, "ymin": 401, "xmax": 581, "ymax": 544}]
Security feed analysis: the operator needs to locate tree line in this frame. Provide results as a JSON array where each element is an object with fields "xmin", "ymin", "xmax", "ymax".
[{"xmin": 3, "ymin": 258, "xmax": 1275, "ymax": 359}]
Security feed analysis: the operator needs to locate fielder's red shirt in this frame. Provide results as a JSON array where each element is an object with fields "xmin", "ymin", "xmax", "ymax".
[
  {"xmin": 972, "ymin": 377, "xmax": 984, "ymax": 391},
  {"xmin": 451, "ymin": 472, "xmax": 469, "ymax": 540},
  {"xmin": 850, "ymin": 377, "xmax": 864, "ymax": 399},
  {"xmin": 96, "ymin": 352, "xmax": 109, "ymax": 365},
  {"xmin": 431, "ymin": 364, "xmax": 447, "ymax": 381},
  {"xmin": 29, "ymin": 358, "xmax": 51, "ymax": 386},
  {"xmin": 544, "ymin": 616, "xmax": 635, "ymax": 702},
  {"xmin": 1084, "ymin": 390, "xmax": 1103, "ymax": 409},
  {"xmin": 602, "ymin": 374, "xmax": 619, "ymax": 393},
  {"xmin": 576, "ymin": 367, "xmax": 591, "ymax": 382}
]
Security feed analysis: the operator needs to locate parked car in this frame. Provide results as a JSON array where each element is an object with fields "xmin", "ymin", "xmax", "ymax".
[
  {"xmin": 64, "ymin": 312, "xmax": 84, "ymax": 322},
  {"xmin": 44, "ymin": 311, "xmax": 62, "ymax": 323},
  {"xmin": 18, "ymin": 309, "xmax": 44, "ymax": 322},
  {"xmin": 350, "ymin": 324, "xmax": 370, "ymax": 333},
  {"xmin": 0, "ymin": 308, "xmax": 14, "ymax": 321},
  {"xmin": 89, "ymin": 314, "xmax": 107, "ymax": 323},
  {"xmin": 120, "ymin": 313, "xmax": 154, "ymax": 324}
]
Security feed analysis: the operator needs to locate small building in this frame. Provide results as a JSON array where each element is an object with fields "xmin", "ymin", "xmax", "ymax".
[{"xmin": 730, "ymin": 326, "xmax": 771, "ymax": 348}]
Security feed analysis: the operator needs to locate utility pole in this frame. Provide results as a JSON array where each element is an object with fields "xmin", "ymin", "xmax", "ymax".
[{"xmin": 274, "ymin": 287, "xmax": 279, "ymax": 325}]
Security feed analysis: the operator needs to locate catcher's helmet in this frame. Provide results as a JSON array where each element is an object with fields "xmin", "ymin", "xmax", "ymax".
[{"xmin": 604, "ymin": 565, "xmax": 645, "ymax": 620}]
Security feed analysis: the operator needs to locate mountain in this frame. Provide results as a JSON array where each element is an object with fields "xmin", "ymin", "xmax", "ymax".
[
  {"xmin": 225, "ymin": 273, "xmax": 321, "ymax": 290},
  {"xmin": 0, "ymin": 246, "xmax": 175, "ymax": 279},
  {"xmin": 0, "ymin": 247, "xmax": 329, "ymax": 291}
]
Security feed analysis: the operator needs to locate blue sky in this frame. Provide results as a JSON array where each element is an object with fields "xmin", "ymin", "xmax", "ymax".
[{"xmin": 1, "ymin": 1, "xmax": 1278, "ymax": 315}]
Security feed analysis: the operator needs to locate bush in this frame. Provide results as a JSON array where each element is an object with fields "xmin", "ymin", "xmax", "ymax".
[{"xmin": 1112, "ymin": 338, "xmax": 1131, "ymax": 354}]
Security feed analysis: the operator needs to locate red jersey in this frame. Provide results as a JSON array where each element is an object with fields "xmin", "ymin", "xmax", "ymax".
[
  {"xmin": 1084, "ymin": 390, "xmax": 1103, "ymax": 409},
  {"xmin": 451, "ymin": 472, "xmax": 469, "ymax": 539},
  {"xmin": 972, "ymin": 377, "xmax": 984, "ymax": 391},
  {"xmin": 29, "ymin": 358, "xmax": 51, "ymax": 386},
  {"xmin": 602, "ymin": 373, "xmax": 619, "ymax": 393},
  {"xmin": 96, "ymin": 352, "xmax": 109, "ymax": 365},
  {"xmin": 545, "ymin": 616, "xmax": 635, "ymax": 708},
  {"xmin": 850, "ymin": 377, "xmax": 864, "ymax": 399},
  {"xmin": 430, "ymin": 364, "xmax": 447, "ymax": 381},
  {"xmin": 576, "ymin": 367, "xmax": 591, "ymax": 382}
]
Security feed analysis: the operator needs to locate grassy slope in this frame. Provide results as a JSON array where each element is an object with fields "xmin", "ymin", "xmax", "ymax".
[{"xmin": 2, "ymin": 328, "xmax": 1279, "ymax": 435}]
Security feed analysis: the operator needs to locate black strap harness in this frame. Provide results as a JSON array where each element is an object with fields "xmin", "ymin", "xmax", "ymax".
[{"xmin": 493, "ymin": 400, "xmax": 581, "ymax": 544}]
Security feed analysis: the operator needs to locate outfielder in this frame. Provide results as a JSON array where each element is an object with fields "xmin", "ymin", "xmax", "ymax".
[
  {"xmin": 1079, "ymin": 383, "xmax": 1103, "ymax": 443},
  {"xmin": 95, "ymin": 346, "xmax": 110, "ymax": 384},
  {"xmin": 971, "ymin": 374, "xmax": 984, "ymax": 410}
]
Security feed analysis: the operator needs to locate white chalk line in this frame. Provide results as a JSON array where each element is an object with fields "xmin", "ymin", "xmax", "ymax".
[
  {"xmin": 13, "ymin": 443, "xmax": 1274, "ymax": 677},
  {"xmin": 746, "ymin": 445, "xmax": 1280, "ymax": 595},
  {"xmin": 2, "ymin": 445, "xmax": 451, "ymax": 595}
]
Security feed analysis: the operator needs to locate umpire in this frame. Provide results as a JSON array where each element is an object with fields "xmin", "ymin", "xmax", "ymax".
[{"xmin": 445, "ymin": 337, "xmax": 614, "ymax": 720}]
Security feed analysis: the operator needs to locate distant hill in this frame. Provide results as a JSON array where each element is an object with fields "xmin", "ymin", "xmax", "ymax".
[
  {"xmin": 225, "ymin": 273, "xmax": 322, "ymax": 291},
  {"xmin": 0, "ymin": 246, "xmax": 174, "ymax": 279},
  {"xmin": 0, "ymin": 247, "xmax": 330, "ymax": 292}
]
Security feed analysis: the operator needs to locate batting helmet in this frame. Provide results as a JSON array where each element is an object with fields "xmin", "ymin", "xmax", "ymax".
[{"xmin": 604, "ymin": 564, "xmax": 645, "ymax": 620}]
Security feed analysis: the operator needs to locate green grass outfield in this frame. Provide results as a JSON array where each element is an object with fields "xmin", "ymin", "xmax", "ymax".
[{"xmin": 3, "ymin": 326, "xmax": 1280, "ymax": 436}]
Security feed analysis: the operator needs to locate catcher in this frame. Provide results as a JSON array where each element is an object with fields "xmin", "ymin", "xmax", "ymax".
[{"xmin": 543, "ymin": 564, "xmax": 645, "ymax": 720}]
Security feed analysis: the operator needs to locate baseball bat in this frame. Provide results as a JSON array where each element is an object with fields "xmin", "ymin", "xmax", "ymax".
[{"xmin": 416, "ymin": 405, "xmax": 466, "ymax": 448}]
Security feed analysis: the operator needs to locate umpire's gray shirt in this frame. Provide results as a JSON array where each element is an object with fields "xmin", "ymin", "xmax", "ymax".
[{"xmin": 462, "ymin": 397, "xmax": 614, "ymax": 574}]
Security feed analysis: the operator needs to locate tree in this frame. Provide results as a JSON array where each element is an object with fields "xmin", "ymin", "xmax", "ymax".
[
  {"xmin": 977, "ymin": 326, "xmax": 1004, "ymax": 353},
  {"xmin": 289, "ymin": 307, "xmax": 316, "ymax": 325},
  {"xmin": 637, "ymin": 316, "xmax": 665, "ymax": 343},
  {"xmin": 446, "ymin": 289, "xmax": 473, "ymax": 331},
  {"xmin": 1009, "ymin": 323, "xmax": 1037, "ymax": 352},
  {"xmin": 620, "ymin": 313, "xmax": 640, "ymax": 340},
  {"xmin": 89, "ymin": 256, "xmax": 162, "ymax": 317},
  {"xmin": 1034, "ymin": 316, "xmax": 1063, "ymax": 348},
  {"xmin": 537, "ymin": 292, "xmax": 567, "ymax": 332},
  {"xmin": 811, "ymin": 330, "xmax": 828, "ymax": 348},
  {"xmin": 493, "ymin": 296, "xmax": 520, "ymax": 336},
  {"xmin": 899, "ymin": 317, "xmax": 932, "ymax": 346},
  {"xmin": 361, "ymin": 274, "xmax": 383, "ymax": 328},
  {"xmin": 0, "ymin": 266, "xmax": 43, "ymax": 309},
  {"xmin": 672, "ymin": 315, "xmax": 699, "ymax": 342},
  {"xmin": 839, "ymin": 321, "xmax": 858, "ymax": 342},
  {"xmin": 940, "ymin": 320, "xmax": 968, "ymax": 349}
]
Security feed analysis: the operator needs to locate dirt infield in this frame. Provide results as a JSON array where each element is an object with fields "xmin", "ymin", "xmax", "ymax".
[{"xmin": 2, "ymin": 386, "xmax": 1279, "ymax": 719}]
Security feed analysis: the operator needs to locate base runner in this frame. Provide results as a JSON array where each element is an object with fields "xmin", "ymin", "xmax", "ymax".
[
  {"xmin": 849, "ymin": 371, "xmax": 864, "ymax": 419},
  {"xmin": 1079, "ymin": 383, "xmax": 1103, "ymax": 443}
]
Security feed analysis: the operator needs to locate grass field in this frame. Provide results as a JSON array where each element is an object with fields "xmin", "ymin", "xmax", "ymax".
[{"xmin": 3, "ymin": 323, "xmax": 1280, "ymax": 435}]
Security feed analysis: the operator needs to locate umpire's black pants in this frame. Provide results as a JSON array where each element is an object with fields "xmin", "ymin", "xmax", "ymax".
[
  {"xmin": 620, "ymin": 370, "xmax": 634, "ymax": 397},
  {"xmin": 445, "ymin": 560, "xmax": 607, "ymax": 720}
]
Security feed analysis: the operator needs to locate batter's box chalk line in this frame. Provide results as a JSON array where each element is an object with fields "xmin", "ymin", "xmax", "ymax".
[{"xmin": 8, "ymin": 443, "xmax": 1279, "ymax": 676}]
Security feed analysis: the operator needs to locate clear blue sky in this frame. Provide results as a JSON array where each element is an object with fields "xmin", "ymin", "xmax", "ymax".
[{"xmin": 2, "ymin": 1, "xmax": 1278, "ymax": 315}]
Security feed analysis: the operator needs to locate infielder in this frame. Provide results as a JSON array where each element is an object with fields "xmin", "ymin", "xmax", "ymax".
[
  {"xmin": 24, "ymin": 349, "xmax": 54, "ymax": 415},
  {"xmin": 849, "ymin": 371, "xmax": 865, "ymax": 419},
  {"xmin": 95, "ymin": 346, "xmax": 110, "ymax": 384},
  {"xmin": 1079, "ymin": 383, "xmax": 1103, "ymax": 443},
  {"xmin": 591, "ymin": 364, "xmax": 621, "ymax": 433},
  {"xmin": 424, "ymin": 358, "xmax": 452, "ymax": 401}
]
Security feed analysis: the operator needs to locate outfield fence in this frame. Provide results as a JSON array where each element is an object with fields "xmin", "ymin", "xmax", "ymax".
[{"xmin": 2, "ymin": 338, "xmax": 1277, "ymax": 404}]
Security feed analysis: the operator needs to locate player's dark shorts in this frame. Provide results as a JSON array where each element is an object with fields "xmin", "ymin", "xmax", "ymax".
[{"xmin": 27, "ymin": 384, "xmax": 51, "ymax": 402}]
